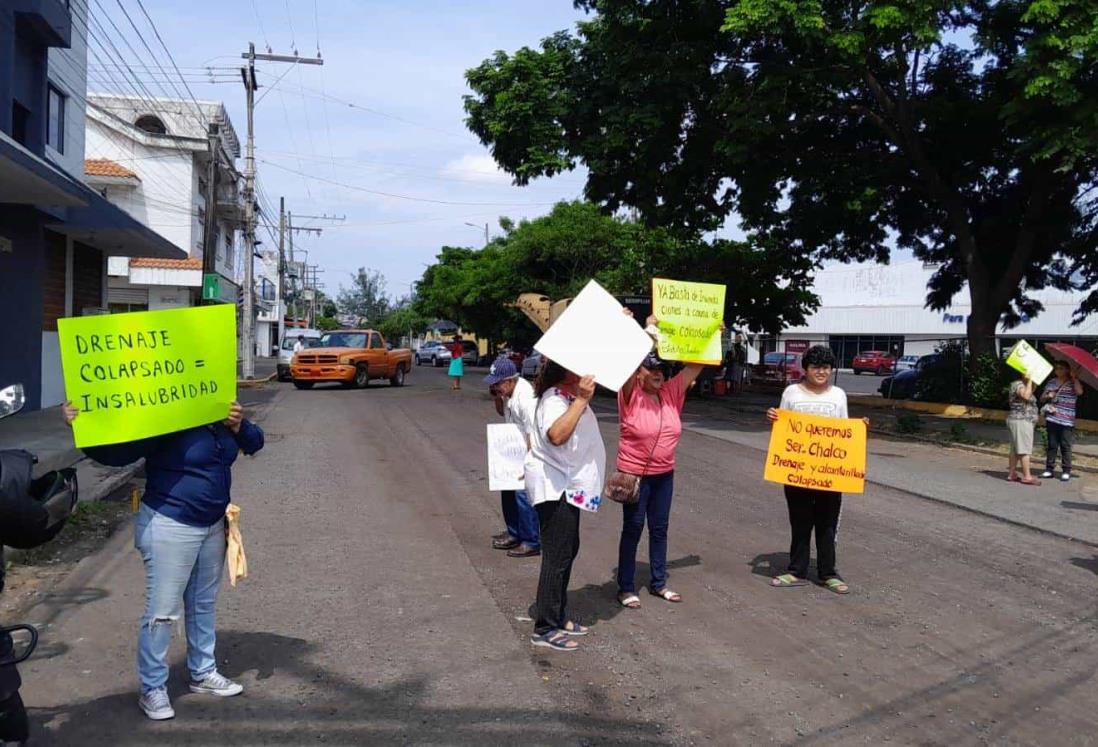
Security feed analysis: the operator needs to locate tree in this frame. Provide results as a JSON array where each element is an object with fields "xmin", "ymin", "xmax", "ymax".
[
  {"xmin": 337, "ymin": 268, "xmax": 391, "ymax": 325},
  {"xmin": 464, "ymin": 0, "xmax": 1098, "ymax": 362},
  {"xmin": 315, "ymin": 316, "xmax": 340, "ymax": 331},
  {"xmin": 376, "ymin": 297, "xmax": 431, "ymax": 344},
  {"xmin": 412, "ymin": 201, "xmax": 815, "ymax": 337}
]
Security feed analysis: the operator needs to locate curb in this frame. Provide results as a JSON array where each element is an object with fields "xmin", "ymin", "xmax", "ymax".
[
  {"xmin": 238, "ymin": 372, "xmax": 277, "ymax": 388},
  {"xmin": 847, "ymin": 393, "xmax": 1098, "ymax": 434}
]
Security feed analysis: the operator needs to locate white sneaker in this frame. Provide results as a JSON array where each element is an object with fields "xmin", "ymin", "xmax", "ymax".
[
  {"xmin": 139, "ymin": 687, "xmax": 175, "ymax": 720},
  {"xmin": 1061, "ymin": 472, "xmax": 1072, "ymax": 482},
  {"xmin": 189, "ymin": 670, "xmax": 244, "ymax": 697},
  {"xmin": 1041, "ymin": 471, "xmax": 1054, "ymax": 479}
]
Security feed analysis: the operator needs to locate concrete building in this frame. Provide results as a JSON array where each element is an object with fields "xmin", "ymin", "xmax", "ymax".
[
  {"xmin": 0, "ymin": 1, "xmax": 182, "ymax": 411},
  {"xmin": 83, "ymin": 93, "xmax": 243, "ymax": 311},
  {"xmin": 772, "ymin": 261, "xmax": 1098, "ymax": 366},
  {"xmin": 254, "ymin": 247, "xmax": 284, "ymax": 357}
]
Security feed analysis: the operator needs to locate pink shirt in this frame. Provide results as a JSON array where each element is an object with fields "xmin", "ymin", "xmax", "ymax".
[{"xmin": 616, "ymin": 373, "xmax": 687, "ymax": 475}]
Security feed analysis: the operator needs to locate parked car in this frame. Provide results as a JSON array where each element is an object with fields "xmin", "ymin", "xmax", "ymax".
[
  {"xmin": 894, "ymin": 354, "xmax": 920, "ymax": 372},
  {"xmin": 852, "ymin": 350, "xmax": 896, "ymax": 375},
  {"xmin": 414, "ymin": 340, "xmax": 452, "ymax": 367},
  {"xmin": 750, "ymin": 352, "xmax": 803, "ymax": 387},
  {"xmin": 291, "ymin": 330, "xmax": 412, "ymax": 389},
  {"xmin": 522, "ymin": 350, "xmax": 543, "ymax": 380},
  {"xmin": 276, "ymin": 329, "xmax": 322, "ymax": 381},
  {"xmin": 460, "ymin": 340, "xmax": 480, "ymax": 365},
  {"xmin": 878, "ymin": 354, "xmax": 940, "ymax": 399}
]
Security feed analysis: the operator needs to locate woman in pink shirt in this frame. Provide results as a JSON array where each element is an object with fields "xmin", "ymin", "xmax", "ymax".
[{"xmin": 615, "ymin": 348, "xmax": 709, "ymax": 609}]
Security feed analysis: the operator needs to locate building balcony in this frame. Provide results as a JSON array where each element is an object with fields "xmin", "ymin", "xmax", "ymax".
[{"xmin": 12, "ymin": 0, "xmax": 72, "ymax": 48}]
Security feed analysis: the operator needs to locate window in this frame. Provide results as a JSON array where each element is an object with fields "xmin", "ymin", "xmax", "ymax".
[
  {"xmin": 370, "ymin": 333, "xmax": 384, "ymax": 349},
  {"xmin": 134, "ymin": 114, "xmax": 167, "ymax": 135},
  {"xmin": 11, "ymin": 101, "xmax": 30, "ymax": 146},
  {"xmin": 47, "ymin": 85, "xmax": 65, "ymax": 153},
  {"xmin": 108, "ymin": 302, "xmax": 148, "ymax": 314},
  {"xmin": 224, "ymin": 233, "xmax": 234, "ymax": 268}
]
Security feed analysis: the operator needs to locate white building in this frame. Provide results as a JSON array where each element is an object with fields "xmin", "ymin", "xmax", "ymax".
[
  {"xmin": 254, "ymin": 247, "xmax": 284, "ymax": 357},
  {"xmin": 773, "ymin": 261, "xmax": 1098, "ymax": 367},
  {"xmin": 83, "ymin": 94, "xmax": 242, "ymax": 311}
]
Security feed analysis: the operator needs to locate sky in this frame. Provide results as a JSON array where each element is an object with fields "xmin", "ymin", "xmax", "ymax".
[{"xmin": 102, "ymin": 0, "xmax": 592, "ymax": 300}]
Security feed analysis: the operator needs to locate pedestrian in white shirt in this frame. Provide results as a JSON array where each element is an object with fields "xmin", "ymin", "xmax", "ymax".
[
  {"xmin": 766, "ymin": 345, "xmax": 862, "ymax": 595},
  {"xmin": 292, "ymin": 335, "xmax": 306, "ymax": 354},
  {"xmin": 525, "ymin": 358, "xmax": 605, "ymax": 652},
  {"xmin": 484, "ymin": 357, "xmax": 541, "ymax": 557}
]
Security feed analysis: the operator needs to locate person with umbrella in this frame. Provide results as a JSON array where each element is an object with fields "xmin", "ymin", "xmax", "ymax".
[{"xmin": 1040, "ymin": 360, "xmax": 1085, "ymax": 481}]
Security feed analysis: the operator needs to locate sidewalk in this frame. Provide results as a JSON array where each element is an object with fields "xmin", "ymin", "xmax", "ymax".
[{"xmin": 596, "ymin": 389, "xmax": 1098, "ymax": 546}]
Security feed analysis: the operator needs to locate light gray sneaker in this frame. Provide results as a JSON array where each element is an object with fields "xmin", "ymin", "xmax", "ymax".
[
  {"xmin": 189, "ymin": 670, "xmax": 244, "ymax": 697},
  {"xmin": 139, "ymin": 687, "xmax": 175, "ymax": 720}
]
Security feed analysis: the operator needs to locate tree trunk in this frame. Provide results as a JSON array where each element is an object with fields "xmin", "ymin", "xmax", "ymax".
[{"xmin": 965, "ymin": 271, "xmax": 999, "ymax": 369}]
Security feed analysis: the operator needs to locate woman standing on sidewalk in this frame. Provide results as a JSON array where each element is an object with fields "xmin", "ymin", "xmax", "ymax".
[
  {"xmin": 1006, "ymin": 374, "xmax": 1040, "ymax": 485},
  {"xmin": 63, "ymin": 401, "xmax": 263, "ymax": 721},
  {"xmin": 1041, "ymin": 362, "xmax": 1084, "ymax": 481},
  {"xmin": 525, "ymin": 359, "xmax": 605, "ymax": 652},
  {"xmin": 448, "ymin": 335, "xmax": 465, "ymax": 390},
  {"xmin": 614, "ymin": 346, "xmax": 709, "ymax": 609}
]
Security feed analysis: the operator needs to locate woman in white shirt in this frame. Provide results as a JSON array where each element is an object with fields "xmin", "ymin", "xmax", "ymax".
[{"xmin": 525, "ymin": 359, "xmax": 605, "ymax": 652}]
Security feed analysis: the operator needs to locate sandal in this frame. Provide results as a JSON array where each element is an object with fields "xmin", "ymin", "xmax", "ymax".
[
  {"xmin": 771, "ymin": 574, "xmax": 809, "ymax": 588},
  {"xmin": 650, "ymin": 587, "xmax": 682, "ymax": 603},
  {"xmin": 531, "ymin": 630, "xmax": 579, "ymax": 652},
  {"xmin": 1006, "ymin": 474, "xmax": 1019, "ymax": 482},
  {"xmin": 1019, "ymin": 477, "xmax": 1042, "ymax": 486},
  {"xmin": 823, "ymin": 578, "xmax": 850, "ymax": 595},
  {"xmin": 618, "ymin": 593, "xmax": 641, "ymax": 609},
  {"xmin": 561, "ymin": 621, "xmax": 590, "ymax": 637}
]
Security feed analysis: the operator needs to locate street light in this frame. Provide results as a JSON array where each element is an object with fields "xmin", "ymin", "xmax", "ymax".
[{"xmin": 464, "ymin": 222, "xmax": 489, "ymax": 247}]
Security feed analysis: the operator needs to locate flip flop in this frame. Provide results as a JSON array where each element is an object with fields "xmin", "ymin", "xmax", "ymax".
[
  {"xmin": 618, "ymin": 593, "xmax": 641, "ymax": 609},
  {"xmin": 1018, "ymin": 477, "xmax": 1042, "ymax": 486},
  {"xmin": 531, "ymin": 630, "xmax": 578, "ymax": 652},
  {"xmin": 771, "ymin": 574, "xmax": 809, "ymax": 588},
  {"xmin": 823, "ymin": 578, "xmax": 850, "ymax": 595},
  {"xmin": 650, "ymin": 587, "xmax": 682, "ymax": 603}
]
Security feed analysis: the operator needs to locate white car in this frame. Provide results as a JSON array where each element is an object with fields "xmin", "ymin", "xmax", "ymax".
[
  {"xmin": 894, "ymin": 355, "xmax": 920, "ymax": 372},
  {"xmin": 277, "ymin": 329, "xmax": 323, "ymax": 381},
  {"xmin": 414, "ymin": 341, "xmax": 453, "ymax": 367}
]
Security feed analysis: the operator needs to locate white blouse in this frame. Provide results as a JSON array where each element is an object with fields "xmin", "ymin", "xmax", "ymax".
[{"xmin": 524, "ymin": 387, "xmax": 606, "ymax": 513}]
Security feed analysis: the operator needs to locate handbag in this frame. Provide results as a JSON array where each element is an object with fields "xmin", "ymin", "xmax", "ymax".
[{"xmin": 605, "ymin": 392, "xmax": 664, "ymax": 505}]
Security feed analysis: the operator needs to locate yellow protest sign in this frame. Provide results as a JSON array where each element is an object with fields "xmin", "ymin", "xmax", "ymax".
[
  {"xmin": 58, "ymin": 305, "xmax": 237, "ymax": 448},
  {"xmin": 764, "ymin": 410, "xmax": 867, "ymax": 494},
  {"xmin": 651, "ymin": 278, "xmax": 726, "ymax": 364},
  {"xmin": 1005, "ymin": 340, "xmax": 1053, "ymax": 385}
]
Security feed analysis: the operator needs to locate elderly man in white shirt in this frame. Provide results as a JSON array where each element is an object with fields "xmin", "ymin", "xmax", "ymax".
[{"xmin": 485, "ymin": 357, "xmax": 541, "ymax": 557}]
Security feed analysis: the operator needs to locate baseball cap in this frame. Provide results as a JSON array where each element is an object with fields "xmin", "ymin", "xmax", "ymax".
[{"xmin": 484, "ymin": 357, "xmax": 519, "ymax": 385}]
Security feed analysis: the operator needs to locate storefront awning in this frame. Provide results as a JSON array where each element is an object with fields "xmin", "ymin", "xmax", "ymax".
[
  {"xmin": 0, "ymin": 133, "xmax": 87, "ymax": 207},
  {"xmin": 46, "ymin": 183, "xmax": 186, "ymax": 259}
]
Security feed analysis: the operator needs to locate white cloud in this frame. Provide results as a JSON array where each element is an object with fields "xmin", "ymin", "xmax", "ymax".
[{"xmin": 441, "ymin": 154, "xmax": 511, "ymax": 184}]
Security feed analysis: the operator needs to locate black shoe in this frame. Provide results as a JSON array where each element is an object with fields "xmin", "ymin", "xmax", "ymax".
[
  {"xmin": 507, "ymin": 544, "xmax": 540, "ymax": 558},
  {"xmin": 492, "ymin": 537, "xmax": 521, "ymax": 550}
]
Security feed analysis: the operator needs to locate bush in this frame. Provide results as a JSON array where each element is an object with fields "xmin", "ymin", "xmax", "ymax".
[
  {"xmin": 968, "ymin": 352, "xmax": 1011, "ymax": 409},
  {"xmin": 916, "ymin": 341, "xmax": 966, "ymax": 403},
  {"xmin": 948, "ymin": 422, "xmax": 974, "ymax": 443},
  {"xmin": 897, "ymin": 413, "xmax": 924, "ymax": 433}
]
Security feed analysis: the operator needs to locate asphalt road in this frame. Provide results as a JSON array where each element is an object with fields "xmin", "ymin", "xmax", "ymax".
[{"xmin": 16, "ymin": 366, "xmax": 1098, "ymax": 745}]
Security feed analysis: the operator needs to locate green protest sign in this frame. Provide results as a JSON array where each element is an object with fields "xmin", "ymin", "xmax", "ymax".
[
  {"xmin": 652, "ymin": 278, "xmax": 727, "ymax": 364},
  {"xmin": 58, "ymin": 304, "xmax": 237, "ymax": 447}
]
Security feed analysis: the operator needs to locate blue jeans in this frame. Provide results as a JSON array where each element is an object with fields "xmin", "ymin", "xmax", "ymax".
[
  {"xmin": 616, "ymin": 471, "xmax": 675, "ymax": 594},
  {"xmin": 134, "ymin": 504, "xmax": 225, "ymax": 692},
  {"xmin": 501, "ymin": 490, "xmax": 540, "ymax": 548}
]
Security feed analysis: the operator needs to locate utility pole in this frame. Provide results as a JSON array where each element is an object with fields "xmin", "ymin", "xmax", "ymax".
[
  {"xmin": 200, "ymin": 123, "xmax": 220, "ymax": 303},
  {"xmin": 276, "ymin": 196, "xmax": 286, "ymax": 349},
  {"xmin": 239, "ymin": 42, "xmax": 323, "ymax": 378},
  {"xmin": 286, "ymin": 210, "xmax": 324, "ymax": 326}
]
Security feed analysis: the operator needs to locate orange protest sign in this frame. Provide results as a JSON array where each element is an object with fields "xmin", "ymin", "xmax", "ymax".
[{"xmin": 763, "ymin": 410, "xmax": 867, "ymax": 494}]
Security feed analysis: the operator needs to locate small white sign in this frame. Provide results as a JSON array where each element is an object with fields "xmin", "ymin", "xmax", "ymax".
[
  {"xmin": 487, "ymin": 423, "xmax": 527, "ymax": 492},
  {"xmin": 533, "ymin": 279, "xmax": 653, "ymax": 392}
]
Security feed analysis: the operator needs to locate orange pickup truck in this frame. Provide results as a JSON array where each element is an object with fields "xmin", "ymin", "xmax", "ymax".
[{"xmin": 290, "ymin": 329, "xmax": 412, "ymax": 389}]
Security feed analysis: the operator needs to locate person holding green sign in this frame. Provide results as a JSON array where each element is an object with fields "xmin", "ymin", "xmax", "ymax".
[
  {"xmin": 1006, "ymin": 375, "xmax": 1040, "ymax": 485},
  {"xmin": 63, "ymin": 400, "xmax": 263, "ymax": 722}
]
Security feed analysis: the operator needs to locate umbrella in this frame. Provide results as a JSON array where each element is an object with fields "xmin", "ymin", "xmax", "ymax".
[
  {"xmin": 1044, "ymin": 343, "xmax": 1098, "ymax": 391},
  {"xmin": 428, "ymin": 319, "xmax": 459, "ymax": 333}
]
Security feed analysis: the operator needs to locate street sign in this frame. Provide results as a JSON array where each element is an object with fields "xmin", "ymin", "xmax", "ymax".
[{"xmin": 202, "ymin": 273, "xmax": 221, "ymax": 301}]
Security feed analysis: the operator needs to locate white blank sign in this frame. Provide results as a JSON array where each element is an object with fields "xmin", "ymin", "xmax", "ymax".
[
  {"xmin": 533, "ymin": 279, "xmax": 653, "ymax": 392},
  {"xmin": 487, "ymin": 423, "xmax": 527, "ymax": 491}
]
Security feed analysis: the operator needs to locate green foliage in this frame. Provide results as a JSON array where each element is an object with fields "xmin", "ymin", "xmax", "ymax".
[
  {"xmin": 948, "ymin": 422, "xmax": 973, "ymax": 444},
  {"xmin": 463, "ymin": 0, "xmax": 1098, "ymax": 359},
  {"xmin": 896, "ymin": 413, "xmax": 924, "ymax": 434},
  {"xmin": 412, "ymin": 201, "xmax": 819, "ymax": 341},
  {"xmin": 314, "ymin": 316, "xmax": 340, "ymax": 331},
  {"xmin": 376, "ymin": 300, "xmax": 430, "ymax": 344},
  {"xmin": 337, "ymin": 268, "xmax": 390, "ymax": 325},
  {"xmin": 968, "ymin": 353, "xmax": 1012, "ymax": 409}
]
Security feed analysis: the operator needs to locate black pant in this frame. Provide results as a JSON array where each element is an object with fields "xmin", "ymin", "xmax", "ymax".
[
  {"xmin": 0, "ymin": 690, "xmax": 27, "ymax": 743},
  {"xmin": 534, "ymin": 497, "xmax": 581, "ymax": 636},
  {"xmin": 784, "ymin": 485, "xmax": 842, "ymax": 580},
  {"xmin": 1045, "ymin": 422, "xmax": 1074, "ymax": 473}
]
